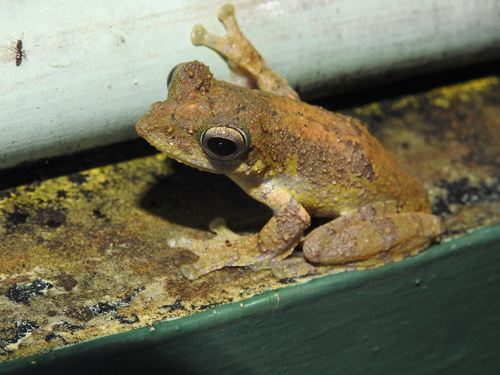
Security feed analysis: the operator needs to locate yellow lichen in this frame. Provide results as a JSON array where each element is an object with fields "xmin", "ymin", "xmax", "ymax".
[
  {"xmin": 353, "ymin": 102, "xmax": 382, "ymax": 116},
  {"xmin": 391, "ymin": 96, "xmax": 421, "ymax": 111},
  {"xmin": 426, "ymin": 77, "xmax": 499, "ymax": 108}
]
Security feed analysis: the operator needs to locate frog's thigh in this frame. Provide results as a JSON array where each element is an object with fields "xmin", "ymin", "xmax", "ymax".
[{"xmin": 303, "ymin": 209, "xmax": 442, "ymax": 265}]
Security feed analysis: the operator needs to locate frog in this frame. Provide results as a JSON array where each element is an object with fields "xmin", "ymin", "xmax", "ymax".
[{"xmin": 135, "ymin": 3, "xmax": 442, "ymax": 280}]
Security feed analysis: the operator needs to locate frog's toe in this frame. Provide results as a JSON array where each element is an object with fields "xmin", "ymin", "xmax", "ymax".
[
  {"xmin": 180, "ymin": 264, "xmax": 201, "ymax": 280},
  {"xmin": 249, "ymin": 257, "xmax": 317, "ymax": 279},
  {"xmin": 191, "ymin": 24, "xmax": 208, "ymax": 45},
  {"xmin": 271, "ymin": 258, "xmax": 317, "ymax": 279},
  {"xmin": 218, "ymin": 3, "xmax": 235, "ymax": 22},
  {"xmin": 167, "ymin": 233, "xmax": 189, "ymax": 248},
  {"xmin": 209, "ymin": 218, "xmax": 244, "ymax": 241}
]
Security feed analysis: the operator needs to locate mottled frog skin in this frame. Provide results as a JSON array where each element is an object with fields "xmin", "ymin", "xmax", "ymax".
[{"xmin": 136, "ymin": 4, "xmax": 442, "ymax": 279}]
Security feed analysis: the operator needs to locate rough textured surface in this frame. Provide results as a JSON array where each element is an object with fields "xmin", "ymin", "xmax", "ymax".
[
  {"xmin": 1, "ymin": 73, "xmax": 500, "ymax": 362},
  {"xmin": 2, "ymin": 225, "xmax": 500, "ymax": 375}
]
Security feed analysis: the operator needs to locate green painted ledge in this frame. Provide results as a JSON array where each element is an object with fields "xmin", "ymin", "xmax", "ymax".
[{"xmin": 2, "ymin": 225, "xmax": 500, "ymax": 375}]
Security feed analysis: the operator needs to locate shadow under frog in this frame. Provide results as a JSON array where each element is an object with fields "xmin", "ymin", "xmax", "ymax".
[{"xmin": 139, "ymin": 160, "xmax": 272, "ymax": 233}]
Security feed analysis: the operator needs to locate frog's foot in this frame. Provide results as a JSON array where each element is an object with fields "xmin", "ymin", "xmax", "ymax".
[
  {"xmin": 167, "ymin": 219, "xmax": 245, "ymax": 280},
  {"xmin": 208, "ymin": 217, "xmax": 244, "ymax": 241},
  {"xmin": 167, "ymin": 218, "xmax": 243, "ymax": 252},
  {"xmin": 191, "ymin": 3, "xmax": 299, "ymax": 100},
  {"xmin": 180, "ymin": 244, "xmax": 299, "ymax": 280},
  {"xmin": 303, "ymin": 202, "xmax": 443, "ymax": 265},
  {"xmin": 178, "ymin": 240, "xmax": 297, "ymax": 280},
  {"xmin": 169, "ymin": 217, "xmax": 299, "ymax": 280},
  {"xmin": 249, "ymin": 256, "xmax": 317, "ymax": 279}
]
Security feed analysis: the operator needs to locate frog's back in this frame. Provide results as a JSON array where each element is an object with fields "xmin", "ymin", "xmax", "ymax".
[{"xmin": 247, "ymin": 92, "xmax": 431, "ymax": 216}]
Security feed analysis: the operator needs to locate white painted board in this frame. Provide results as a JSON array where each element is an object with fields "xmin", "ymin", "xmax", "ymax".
[{"xmin": 1, "ymin": 0, "xmax": 499, "ymax": 170}]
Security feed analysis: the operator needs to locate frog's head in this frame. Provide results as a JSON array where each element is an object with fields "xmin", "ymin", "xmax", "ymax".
[{"xmin": 136, "ymin": 61, "xmax": 269, "ymax": 175}]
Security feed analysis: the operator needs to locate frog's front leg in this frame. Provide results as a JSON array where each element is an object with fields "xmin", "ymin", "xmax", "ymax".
[
  {"xmin": 191, "ymin": 3, "xmax": 299, "ymax": 100},
  {"xmin": 303, "ymin": 201, "xmax": 443, "ymax": 265},
  {"xmin": 171, "ymin": 181, "xmax": 310, "ymax": 279}
]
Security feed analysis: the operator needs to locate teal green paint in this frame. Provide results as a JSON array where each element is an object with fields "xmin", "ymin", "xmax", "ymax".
[{"xmin": 3, "ymin": 225, "xmax": 500, "ymax": 374}]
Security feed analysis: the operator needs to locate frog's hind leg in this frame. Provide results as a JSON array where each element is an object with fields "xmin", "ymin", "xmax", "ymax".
[
  {"xmin": 191, "ymin": 3, "xmax": 299, "ymax": 99},
  {"xmin": 302, "ymin": 201, "xmax": 443, "ymax": 265}
]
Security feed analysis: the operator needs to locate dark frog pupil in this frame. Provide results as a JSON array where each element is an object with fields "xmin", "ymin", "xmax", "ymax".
[
  {"xmin": 207, "ymin": 137, "xmax": 237, "ymax": 157},
  {"xmin": 200, "ymin": 125, "xmax": 247, "ymax": 161}
]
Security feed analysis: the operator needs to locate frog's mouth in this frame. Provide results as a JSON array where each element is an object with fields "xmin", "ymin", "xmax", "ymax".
[{"xmin": 136, "ymin": 114, "xmax": 185, "ymax": 160}]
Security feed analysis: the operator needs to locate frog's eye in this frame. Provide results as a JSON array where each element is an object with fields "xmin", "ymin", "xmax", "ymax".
[
  {"xmin": 200, "ymin": 126, "xmax": 248, "ymax": 161},
  {"xmin": 167, "ymin": 64, "xmax": 182, "ymax": 91}
]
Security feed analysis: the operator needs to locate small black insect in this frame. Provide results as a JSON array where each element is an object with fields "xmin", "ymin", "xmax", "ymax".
[
  {"xmin": 14, "ymin": 38, "xmax": 26, "ymax": 66},
  {"xmin": 5, "ymin": 34, "xmax": 26, "ymax": 66}
]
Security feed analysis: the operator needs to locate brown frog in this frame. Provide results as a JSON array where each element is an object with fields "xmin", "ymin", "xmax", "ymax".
[{"xmin": 136, "ymin": 4, "xmax": 442, "ymax": 279}]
